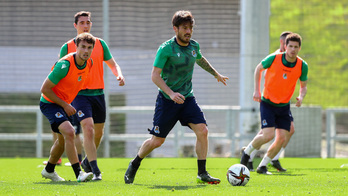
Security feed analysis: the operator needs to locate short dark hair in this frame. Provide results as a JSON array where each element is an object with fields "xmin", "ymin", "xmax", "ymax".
[
  {"xmin": 280, "ymin": 31, "xmax": 292, "ymax": 40},
  {"xmin": 74, "ymin": 11, "xmax": 91, "ymax": 24},
  {"xmin": 76, "ymin": 32, "xmax": 96, "ymax": 47},
  {"xmin": 172, "ymin": 10, "xmax": 195, "ymax": 27},
  {"xmin": 285, "ymin": 33, "xmax": 302, "ymax": 47}
]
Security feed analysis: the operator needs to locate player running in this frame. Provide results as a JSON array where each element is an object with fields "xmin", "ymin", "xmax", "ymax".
[
  {"xmin": 40, "ymin": 33, "xmax": 96, "ymax": 182},
  {"xmin": 124, "ymin": 10, "xmax": 228, "ymax": 184}
]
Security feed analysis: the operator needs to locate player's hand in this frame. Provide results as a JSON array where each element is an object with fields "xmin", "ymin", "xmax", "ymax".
[
  {"xmin": 295, "ymin": 97, "xmax": 303, "ymax": 107},
  {"xmin": 63, "ymin": 104, "xmax": 76, "ymax": 117},
  {"xmin": 215, "ymin": 74, "xmax": 229, "ymax": 86},
  {"xmin": 253, "ymin": 91, "xmax": 261, "ymax": 102},
  {"xmin": 170, "ymin": 92, "xmax": 185, "ymax": 104},
  {"xmin": 117, "ymin": 75, "xmax": 125, "ymax": 86}
]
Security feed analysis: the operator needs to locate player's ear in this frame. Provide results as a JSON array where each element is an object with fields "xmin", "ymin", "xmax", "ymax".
[{"xmin": 173, "ymin": 26, "xmax": 178, "ymax": 33}]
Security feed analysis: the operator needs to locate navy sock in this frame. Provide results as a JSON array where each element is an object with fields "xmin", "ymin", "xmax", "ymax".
[
  {"xmin": 89, "ymin": 160, "xmax": 101, "ymax": 176},
  {"xmin": 197, "ymin": 159, "xmax": 206, "ymax": 175},
  {"xmin": 132, "ymin": 155, "xmax": 143, "ymax": 168},
  {"xmin": 72, "ymin": 163, "xmax": 81, "ymax": 179},
  {"xmin": 45, "ymin": 162, "xmax": 56, "ymax": 173},
  {"xmin": 78, "ymin": 154, "xmax": 82, "ymax": 163},
  {"xmin": 83, "ymin": 156, "xmax": 91, "ymax": 167}
]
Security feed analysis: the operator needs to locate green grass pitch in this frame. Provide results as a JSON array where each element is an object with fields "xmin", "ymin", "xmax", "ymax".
[{"xmin": 0, "ymin": 158, "xmax": 347, "ymax": 195}]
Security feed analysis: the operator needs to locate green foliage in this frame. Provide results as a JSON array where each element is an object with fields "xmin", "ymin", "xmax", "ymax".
[
  {"xmin": 270, "ymin": 0, "xmax": 348, "ymax": 108},
  {"xmin": 0, "ymin": 158, "xmax": 347, "ymax": 195}
]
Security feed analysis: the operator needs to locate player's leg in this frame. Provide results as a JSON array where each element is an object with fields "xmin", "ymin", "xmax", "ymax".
[
  {"xmin": 181, "ymin": 97, "xmax": 220, "ymax": 184},
  {"xmin": 59, "ymin": 121, "xmax": 93, "ymax": 182},
  {"xmin": 124, "ymin": 136, "xmax": 166, "ymax": 184},
  {"xmin": 270, "ymin": 121, "xmax": 293, "ymax": 171},
  {"xmin": 190, "ymin": 123, "xmax": 221, "ymax": 184},
  {"xmin": 243, "ymin": 129, "xmax": 263, "ymax": 171},
  {"xmin": 270, "ymin": 107, "xmax": 293, "ymax": 172},
  {"xmin": 72, "ymin": 115, "xmax": 83, "ymax": 164},
  {"xmin": 94, "ymin": 123, "xmax": 104, "ymax": 148},
  {"xmin": 47, "ymin": 134, "xmax": 65, "ymax": 165},
  {"xmin": 241, "ymin": 128, "xmax": 275, "ymax": 166},
  {"xmin": 42, "ymin": 133, "xmax": 65, "ymax": 181},
  {"xmin": 258, "ymin": 111, "xmax": 291, "ymax": 175},
  {"xmin": 80, "ymin": 117, "xmax": 102, "ymax": 180},
  {"xmin": 40, "ymin": 102, "xmax": 66, "ymax": 181},
  {"xmin": 257, "ymin": 128, "xmax": 289, "ymax": 174},
  {"xmin": 125, "ymin": 92, "xmax": 176, "ymax": 184},
  {"xmin": 74, "ymin": 133, "xmax": 83, "ymax": 163}
]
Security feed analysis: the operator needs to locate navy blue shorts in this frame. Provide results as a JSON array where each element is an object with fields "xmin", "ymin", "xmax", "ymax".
[
  {"xmin": 260, "ymin": 101, "xmax": 291, "ymax": 132},
  {"xmin": 70, "ymin": 113, "xmax": 81, "ymax": 134},
  {"xmin": 149, "ymin": 92, "xmax": 207, "ymax": 138},
  {"xmin": 40, "ymin": 101, "xmax": 72, "ymax": 133},
  {"xmin": 72, "ymin": 94, "xmax": 106, "ymax": 124},
  {"xmin": 289, "ymin": 110, "xmax": 294, "ymax": 122}
]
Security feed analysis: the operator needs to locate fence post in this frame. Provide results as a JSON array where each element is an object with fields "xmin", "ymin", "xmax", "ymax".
[
  {"xmin": 326, "ymin": 110, "xmax": 336, "ymax": 158},
  {"xmin": 36, "ymin": 110, "xmax": 43, "ymax": 158}
]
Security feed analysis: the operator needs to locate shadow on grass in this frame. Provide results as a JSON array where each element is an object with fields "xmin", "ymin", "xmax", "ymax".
[
  {"xmin": 135, "ymin": 183, "xmax": 207, "ymax": 191},
  {"xmin": 34, "ymin": 181, "xmax": 90, "ymax": 185}
]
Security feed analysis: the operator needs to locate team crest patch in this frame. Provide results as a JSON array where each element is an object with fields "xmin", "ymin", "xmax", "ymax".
[
  {"xmin": 55, "ymin": 112, "xmax": 63, "ymax": 118},
  {"xmin": 154, "ymin": 126, "xmax": 160, "ymax": 134},
  {"xmin": 283, "ymin": 73, "xmax": 287, "ymax": 79},
  {"xmin": 262, "ymin": 119, "xmax": 268, "ymax": 126},
  {"xmin": 78, "ymin": 76, "xmax": 82, "ymax": 81},
  {"xmin": 192, "ymin": 50, "xmax": 197, "ymax": 57},
  {"xmin": 77, "ymin": 110, "xmax": 85, "ymax": 118}
]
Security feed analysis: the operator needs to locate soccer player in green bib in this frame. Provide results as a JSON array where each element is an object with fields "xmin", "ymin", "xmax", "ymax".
[{"xmin": 124, "ymin": 10, "xmax": 228, "ymax": 184}]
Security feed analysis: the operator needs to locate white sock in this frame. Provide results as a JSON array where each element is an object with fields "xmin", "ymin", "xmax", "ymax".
[
  {"xmin": 259, "ymin": 155, "xmax": 272, "ymax": 167},
  {"xmin": 272, "ymin": 148, "xmax": 284, "ymax": 161},
  {"xmin": 244, "ymin": 143, "xmax": 255, "ymax": 155},
  {"xmin": 249, "ymin": 149, "xmax": 258, "ymax": 162}
]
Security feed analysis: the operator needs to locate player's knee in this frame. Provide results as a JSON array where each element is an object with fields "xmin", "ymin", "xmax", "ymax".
[
  {"xmin": 64, "ymin": 129, "xmax": 75, "ymax": 141},
  {"xmin": 264, "ymin": 132, "xmax": 275, "ymax": 143},
  {"xmin": 195, "ymin": 125, "xmax": 208, "ymax": 138},
  {"xmin": 82, "ymin": 125, "xmax": 95, "ymax": 139},
  {"xmin": 276, "ymin": 136, "xmax": 287, "ymax": 145},
  {"xmin": 151, "ymin": 138, "xmax": 165, "ymax": 148}
]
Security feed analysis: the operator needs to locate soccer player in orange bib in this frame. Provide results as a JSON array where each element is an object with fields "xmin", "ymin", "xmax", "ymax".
[
  {"xmin": 240, "ymin": 33, "xmax": 308, "ymax": 175},
  {"xmin": 40, "ymin": 33, "xmax": 96, "ymax": 182},
  {"xmin": 59, "ymin": 11, "xmax": 125, "ymax": 181},
  {"xmin": 245, "ymin": 31, "xmax": 295, "ymax": 172}
]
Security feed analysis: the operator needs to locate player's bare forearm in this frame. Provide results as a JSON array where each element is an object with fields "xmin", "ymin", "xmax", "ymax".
[
  {"xmin": 106, "ymin": 58, "xmax": 125, "ymax": 86},
  {"xmin": 253, "ymin": 63, "xmax": 264, "ymax": 102},
  {"xmin": 299, "ymin": 80, "xmax": 307, "ymax": 100},
  {"xmin": 296, "ymin": 80, "xmax": 308, "ymax": 107},
  {"xmin": 196, "ymin": 56, "xmax": 218, "ymax": 77},
  {"xmin": 196, "ymin": 56, "xmax": 228, "ymax": 85}
]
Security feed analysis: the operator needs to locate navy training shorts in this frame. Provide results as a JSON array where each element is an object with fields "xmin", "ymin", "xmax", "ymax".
[
  {"xmin": 260, "ymin": 100, "xmax": 291, "ymax": 132},
  {"xmin": 40, "ymin": 101, "xmax": 73, "ymax": 133},
  {"xmin": 149, "ymin": 92, "xmax": 207, "ymax": 138},
  {"xmin": 72, "ymin": 94, "xmax": 106, "ymax": 124}
]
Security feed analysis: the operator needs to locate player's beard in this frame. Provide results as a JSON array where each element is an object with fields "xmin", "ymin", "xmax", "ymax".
[{"xmin": 177, "ymin": 33, "xmax": 191, "ymax": 44}]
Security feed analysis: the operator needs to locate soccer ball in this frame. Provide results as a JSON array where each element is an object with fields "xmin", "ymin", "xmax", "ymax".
[{"xmin": 227, "ymin": 164, "xmax": 250, "ymax": 186}]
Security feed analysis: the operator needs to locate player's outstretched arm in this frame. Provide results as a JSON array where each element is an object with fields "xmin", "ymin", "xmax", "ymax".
[
  {"xmin": 296, "ymin": 80, "xmax": 307, "ymax": 107},
  {"xmin": 105, "ymin": 57, "xmax": 125, "ymax": 86},
  {"xmin": 196, "ymin": 56, "xmax": 228, "ymax": 85},
  {"xmin": 253, "ymin": 63, "xmax": 264, "ymax": 103}
]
